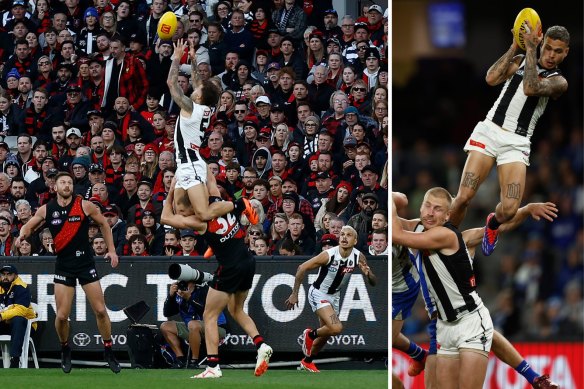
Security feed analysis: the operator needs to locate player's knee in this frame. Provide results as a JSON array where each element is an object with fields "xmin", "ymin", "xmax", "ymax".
[
  {"xmin": 55, "ymin": 311, "xmax": 69, "ymax": 322},
  {"xmin": 329, "ymin": 323, "xmax": 343, "ymax": 335},
  {"xmin": 203, "ymin": 309, "xmax": 218, "ymax": 323},
  {"xmin": 94, "ymin": 307, "xmax": 108, "ymax": 320},
  {"xmin": 500, "ymin": 200, "xmax": 520, "ymax": 221}
]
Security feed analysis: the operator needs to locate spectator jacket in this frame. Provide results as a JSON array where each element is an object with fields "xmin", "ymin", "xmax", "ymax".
[{"xmin": 0, "ymin": 276, "xmax": 37, "ymax": 330}]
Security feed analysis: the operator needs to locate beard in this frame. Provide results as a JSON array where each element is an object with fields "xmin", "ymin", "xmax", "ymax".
[{"xmin": 95, "ymin": 146, "xmax": 104, "ymax": 154}]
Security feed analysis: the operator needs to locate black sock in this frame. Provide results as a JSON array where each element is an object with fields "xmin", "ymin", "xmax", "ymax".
[
  {"xmin": 488, "ymin": 215, "xmax": 502, "ymax": 230},
  {"xmin": 207, "ymin": 355, "xmax": 219, "ymax": 368},
  {"xmin": 253, "ymin": 335, "xmax": 265, "ymax": 349},
  {"xmin": 232, "ymin": 198, "xmax": 245, "ymax": 216},
  {"xmin": 308, "ymin": 329, "xmax": 318, "ymax": 340},
  {"xmin": 177, "ymin": 355, "xmax": 187, "ymax": 363},
  {"xmin": 304, "ymin": 356, "xmax": 313, "ymax": 363}
]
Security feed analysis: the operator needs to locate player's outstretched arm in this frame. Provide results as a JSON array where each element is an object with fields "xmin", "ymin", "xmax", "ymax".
[
  {"xmin": 15, "ymin": 205, "xmax": 47, "ymax": 248},
  {"xmin": 358, "ymin": 253, "xmax": 377, "ymax": 286},
  {"xmin": 392, "ymin": 200, "xmax": 457, "ymax": 251},
  {"xmin": 392, "ymin": 192, "xmax": 408, "ymax": 211},
  {"xmin": 485, "ymin": 29, "xmax": 522, "ymax": 86},
  {"xmin": 285, "ymin": 251, "xmax": 330, "ymax": 310},
  {"xmin": 161, "ymin": 179, "xmax": 206, "ymax": 231},
  {"xmin": 84, "ymin": 200, "xmax": 119, "ymax": 267},
  {"xmin": 167, "ymin": 39, "xmax": 194, "ymax": 114},
  {"xmin": 463, "ymin": 202, "xmax": 558, "ymax": 251}
]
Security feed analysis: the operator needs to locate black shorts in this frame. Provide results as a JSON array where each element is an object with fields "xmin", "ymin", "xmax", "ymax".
[
  {"xmin": 210, "ymin": 258, "xmax": 255, "ymax": 294},
  {"xmin": 54, "ymin": 266, "xmax": 100, "ymax": 287}
]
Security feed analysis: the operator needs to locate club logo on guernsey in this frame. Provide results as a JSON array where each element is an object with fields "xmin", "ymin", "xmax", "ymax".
[
  {"xmin": 68, "ymin": 216, "xmax": 81, "ymax": 222},
  {"xmin": 52, "ymin": 211, "xmax": 60, "ymax": 218}
]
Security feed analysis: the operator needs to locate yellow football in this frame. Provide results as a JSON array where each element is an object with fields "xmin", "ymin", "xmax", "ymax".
[
  {"xmin": 157, "ymin": 11, "xmax": 178, "ymax": 40},
  {"xmin": 513, "ymin": 8, "xmax": 542, "ymax": 50}
]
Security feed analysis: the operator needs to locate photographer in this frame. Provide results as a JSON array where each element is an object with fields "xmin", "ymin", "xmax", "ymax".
[{"xmin": 160, "ymin": 280, "xmax": 227, "ymax": 369}]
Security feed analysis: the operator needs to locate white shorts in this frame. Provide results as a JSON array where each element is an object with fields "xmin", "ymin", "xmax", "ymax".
[
  {"xmin": 463, "ymin": 120, "xmax": 531, "ymax": 166},
  {"xmin": 175, "ymin": 160, "xmax": 208, "ymax": 190},
  {"xmin": 307, "ymin": 285, "xmax": 340, "ymax": 313},
  {"xmin": 437, "ymin": 305, "xmax": 493, "ymax": 356}
]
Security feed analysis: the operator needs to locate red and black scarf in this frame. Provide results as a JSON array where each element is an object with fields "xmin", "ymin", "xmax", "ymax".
[{"xmin": 24, "ymin": 106, "xmax": 47, "ymax": 136}]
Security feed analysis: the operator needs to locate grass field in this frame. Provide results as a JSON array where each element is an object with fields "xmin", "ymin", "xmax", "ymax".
[{"xmin": 1, "ymin": 368, "xmax": 389, "ymax": 388}]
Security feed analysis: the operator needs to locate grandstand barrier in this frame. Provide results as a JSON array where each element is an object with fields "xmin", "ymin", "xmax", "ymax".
[
  {"xmin": 393, "ymin": 343, "xmax": 584, "ymax": 389},
  {"xmin": 1, "ymin": 256, "xmax": 388, "ymax": 354}
]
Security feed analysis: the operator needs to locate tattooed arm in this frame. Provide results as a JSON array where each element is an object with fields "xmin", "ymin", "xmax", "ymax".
[
  {"xmin": 485, "ymin": 30, "xmax": 523, "ymax": 86},
  {"xmin": 167, "ymin": 39, "xmax": 194, "ymax": 114},
  {"xmin": 522, "ymin": 22, "xmax": 568, "ymax": 99}
]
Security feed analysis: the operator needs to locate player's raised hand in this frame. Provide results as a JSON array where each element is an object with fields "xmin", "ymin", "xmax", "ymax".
[
  {"xmin": 285, "ymin": 294, "xmax": 298, "ymax": 310},
  {"xmin": 522, "ymin": 20, "xmax": 543, "ymax": 50},
  {"xmin": 172, "ymin": 39, "xmax": 186, "ymax": 61},
  {"xmin": 528, "ymin": 202, "xmax": 558, "ymax": 222},
  {"xmin": 189, "ymin": 44, "xmax": 197, "ymax": 62}
]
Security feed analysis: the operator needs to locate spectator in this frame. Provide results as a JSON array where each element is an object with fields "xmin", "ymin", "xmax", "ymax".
[
  {"xmin": 368, "ymin": 228, "xmax": 387, "ymax": 255},
  {"xmin": 278, "ymin": 236, "xmax": 300, "ymax": 256},
  {"xmin": 103, "ymin": 36, "xmax": 148, "ymax": 113},
  {"xmin": 314, "ymin": 180, "xmax": 352, "ymax": 228},
  {"xmin": 70, "ymin": 156, "xmax": 91, "ymax": 196},
  {"xmin": 320, "ymin": 233, "xmax": 338, "ymax": 251},
  {"xmin": 163, "ymin": 229, "xmax": 182, "ymax": 256},
  {"xmin": 348, "ymin": 192, "xmax": 378, "ymax": 251},
  {"xmin": 129, "ymin": 233, "xmax": 149, "ymax": 256},
  {"xmin": 92, "ymin": 233, "xmax": 108, "ymax": 256},
  {"xmin": 0, "ymin": 264, "xmax": 37, "ymax": 368},
  {"xmin": 179, "ymin": 229, "xmax": 200, "ymax": 256},
  {"xmin": 271, "ymin": 0, "xmax": 306, "ymax": 42},
  {"xmin": 37, "ymin": 227, "xmax": 54, "ymax": 256}
]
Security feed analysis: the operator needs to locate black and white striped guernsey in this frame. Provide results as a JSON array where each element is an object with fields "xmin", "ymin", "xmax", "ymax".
[
  {"xmin": 486, "ymin": 59, "xmax": 562, "ymax": 140},
  {"xmin": 313, "ymin": 246, "xmax": 361, "ymax": 295},
  {"xmin": 174, "ymin": 100, "xmax": 213, "ymax": 164},
  {"xmin": 421, "ymin": 222, "xmax": 483, "ymax": 322}
]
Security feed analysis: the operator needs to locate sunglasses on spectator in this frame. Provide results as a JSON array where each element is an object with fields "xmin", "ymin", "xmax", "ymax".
[
  {"xmin": 352, "ymin": 87, "xmax": 366, "ymax": 92},
  {"xmin": 249, "ymin": 231, "xmax": 261, "ymax": 236},
  {"xmin": 305, "ymin": 123, "xmax": 316, "ymax": 127},
  {"xmin": 358, "ymin": 46, "xmax": 368, "ymax": 50},
  {"xmin": 363, "ymin": 200, "xmax": 377, "ymax": 205},
  {"xmin": 234, "ymin": 110, "xmax": 246, "ymax": 113}
]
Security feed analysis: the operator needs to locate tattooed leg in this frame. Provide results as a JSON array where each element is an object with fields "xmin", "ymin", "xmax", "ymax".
[
  {"xmin": 495, "ymin": 163, "xmax": 526, "ymax": 222},
  {"xmin": 451, "ymin": 151, "xmax": 496, "ymax": 227}
]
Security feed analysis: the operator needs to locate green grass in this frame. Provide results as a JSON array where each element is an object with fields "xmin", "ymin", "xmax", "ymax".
[{"xmin": 2, "ymin": 368, "xmax": 388, "ymax": 388}]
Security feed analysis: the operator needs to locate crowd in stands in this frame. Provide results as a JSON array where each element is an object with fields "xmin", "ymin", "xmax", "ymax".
[{"xmin": 0, "ymin": 0, "xmax": 389, "ymax": 258}]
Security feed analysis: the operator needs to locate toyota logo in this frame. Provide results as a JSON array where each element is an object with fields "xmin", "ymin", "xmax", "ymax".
[{"xmin": 73, "ymin": 333, "xmax": 92, "ymax": 347}]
